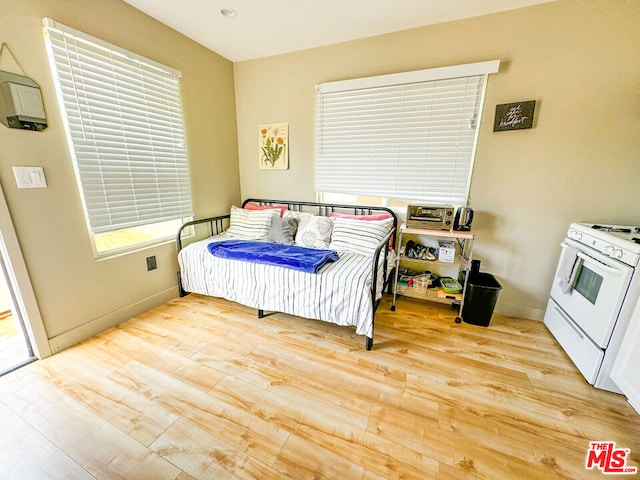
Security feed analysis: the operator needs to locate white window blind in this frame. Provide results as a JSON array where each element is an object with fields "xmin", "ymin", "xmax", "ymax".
[
  {"xmin": 315, "ymin": 61, "xmax": 499, "ymax": 205},
  {"xmin": 43, "ymin": 18, "xmax": 192, "ymax": 234}
]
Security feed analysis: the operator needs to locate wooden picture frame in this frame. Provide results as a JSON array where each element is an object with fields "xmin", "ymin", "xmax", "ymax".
[
  {"xmin": 259, "ymin": 123, "xmax": 288, "ymax": 170},
  {"xmin": 493, "ymin": 100, "xmax": 536, "ymax": 132}
]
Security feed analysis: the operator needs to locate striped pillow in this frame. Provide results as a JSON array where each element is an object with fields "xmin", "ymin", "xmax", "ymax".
[
  {"xmin": 329, "ymin": 217, "xmax": 394, "ymax": 257},
  {"xmin": 329, "ymin": 212, "xmax": 392, "ymax": 221},
  {"xmin": 226, "ymin": 205, "xmax": 279, "ymax": 240}
]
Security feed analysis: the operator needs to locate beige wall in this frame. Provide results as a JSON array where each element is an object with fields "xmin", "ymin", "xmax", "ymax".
[
  {"xmin": 1, "ymin": 0, "xmax": 637, "ymax": 353},
  {"xmin": 234, "ymin": 0, "xmax": 640, "ymax": 320},
  {"xmin": 0, "ymin": 0, "xmax": 240, "ymax": 352}
]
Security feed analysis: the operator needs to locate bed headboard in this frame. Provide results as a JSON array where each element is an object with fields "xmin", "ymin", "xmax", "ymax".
[
  {"xmin": 177, "ymin": 198, "xmax": 398, "ymax": 252},
  {"xmin": 242, "ymin": 198, "xmax": 398, "ymax": 247}
]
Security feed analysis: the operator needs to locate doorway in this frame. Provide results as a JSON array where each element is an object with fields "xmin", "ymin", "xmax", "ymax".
[
  {"xmin": 0, "ymin": 252, "xmax": 35, "ymax": 374},
  {"xmin": 0, "ymin": 184, "xmax": 51, "ymax": 373}
]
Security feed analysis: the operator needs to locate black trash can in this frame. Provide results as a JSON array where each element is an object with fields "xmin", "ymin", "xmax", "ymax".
[{"xmin": 462, "ymin": 272, "xmax": 502, "ymax": 326}]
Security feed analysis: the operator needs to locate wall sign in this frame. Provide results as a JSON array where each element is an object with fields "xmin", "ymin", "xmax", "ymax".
[
  {"xmin": 493, "ymin": 100, "xmax": 536, "ymax": 132},
  {"xmin": 259, "ymin": 123, "xmax": 288, "ymax": 170}
]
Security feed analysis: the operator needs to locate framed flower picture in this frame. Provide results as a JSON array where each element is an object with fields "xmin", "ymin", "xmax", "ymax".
[{"xmin": 259, "ymin": 123, "xmax": 288, "ymax": 170}]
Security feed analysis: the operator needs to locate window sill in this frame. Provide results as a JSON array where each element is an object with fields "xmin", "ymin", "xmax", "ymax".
[{"xmin": 93, "ymin": 237, "xmax": 175, "ymax": 262}]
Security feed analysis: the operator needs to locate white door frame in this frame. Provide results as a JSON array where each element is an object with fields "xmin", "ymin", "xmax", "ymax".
[{"xmin": 0, "ymin": 183, "xmax": 51, "ymax": 359}]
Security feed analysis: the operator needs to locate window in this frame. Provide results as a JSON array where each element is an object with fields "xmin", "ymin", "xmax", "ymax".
[
  {"xmin": 315, "ymin": 61, "xmax": 499, "ymax": 206},
  {"xmin": 42, "ymin": 18, "xmax": 192, "ymax": 256}
]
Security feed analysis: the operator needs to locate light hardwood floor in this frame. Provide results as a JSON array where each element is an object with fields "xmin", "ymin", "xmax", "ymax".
[{"xmin": 0, "ymin": 293, "xmax": 638, "ymax": 479}]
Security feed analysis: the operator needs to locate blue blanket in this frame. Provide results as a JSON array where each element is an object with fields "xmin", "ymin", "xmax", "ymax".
[{"xmin": 207, "ymin": 240, "xmax": 339, "ymax": 273}]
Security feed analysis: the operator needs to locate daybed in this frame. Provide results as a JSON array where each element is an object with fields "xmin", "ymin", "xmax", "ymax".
[{"xmin": 176, "ymin": 199, "xmax": 398, "ymax": 350}]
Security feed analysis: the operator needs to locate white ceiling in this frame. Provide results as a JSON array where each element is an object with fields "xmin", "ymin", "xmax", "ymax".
[{"xmin": 123, "ymin": 0, "xmax": 556, "ymax": 62}]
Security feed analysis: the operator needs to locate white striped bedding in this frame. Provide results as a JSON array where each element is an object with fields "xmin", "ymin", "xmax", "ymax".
[{"xmin": 178, "ymin": 234, "xmax": 393, "ymax": 339}]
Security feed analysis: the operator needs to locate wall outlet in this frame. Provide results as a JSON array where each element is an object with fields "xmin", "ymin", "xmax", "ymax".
[{"xmin": 146, "ymin": 256, "xmax": 157, "ymax": 271}]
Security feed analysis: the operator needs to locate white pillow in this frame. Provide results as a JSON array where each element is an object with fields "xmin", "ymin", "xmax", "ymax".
[
  {"xmin": 329, "ymin": 217, "xmax": 394, "ymax": 257},
  {"xmin": 226, "ymin": 205, "xmax": 279, "ymax": 240},
  {"xmin": 295, "ymin": 215, "xmax": 334, "ymax": 249}
]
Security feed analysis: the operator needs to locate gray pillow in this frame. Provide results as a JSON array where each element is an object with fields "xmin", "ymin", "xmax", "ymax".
[{"xmin": 267, "ymin": 216, "xmax": 298, "ymax": 245}]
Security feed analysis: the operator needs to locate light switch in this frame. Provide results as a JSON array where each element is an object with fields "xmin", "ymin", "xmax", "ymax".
[{"xmin": 13, "ymin": 166, "xmax": 47, "ymax": 188}]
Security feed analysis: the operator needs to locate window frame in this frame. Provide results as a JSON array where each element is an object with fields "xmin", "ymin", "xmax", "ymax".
[
  {"xmin": 315, "ymin": 60, "xmax": 500, "ymax": 207},
  {"xmin": 42, "ymin": 18, "xmax": 193, "ymax": 258}
]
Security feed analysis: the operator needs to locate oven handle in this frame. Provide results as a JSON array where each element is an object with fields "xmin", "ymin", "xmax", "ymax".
[
  {"xmin": 561, "ymin": 242, "xmax": 626, "ymax": 276},
  {"xmin": 576, "ymin": 251, "xmax": 624, "ymax": 275},
  {"xmin": 553, "ymin": 305, "xmax": 585, "ymax": 340}
]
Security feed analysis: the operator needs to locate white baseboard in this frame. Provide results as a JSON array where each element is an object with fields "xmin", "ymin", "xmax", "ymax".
[
  {"xmin": 48, "ymin": 286, "xmax": 179, "ymax": 354},
  {"xmin": 495, "ymin": 302, "xmax": 544, "ymax": 321}
]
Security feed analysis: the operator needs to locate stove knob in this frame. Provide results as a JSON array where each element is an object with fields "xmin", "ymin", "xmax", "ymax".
[
  {"xmin": 603, "ymin": 245, "xmax": 614, "ymax": 256},
  {"xmin": 613, "ymin": 249, "xmax": 624, "ymax": 259}
]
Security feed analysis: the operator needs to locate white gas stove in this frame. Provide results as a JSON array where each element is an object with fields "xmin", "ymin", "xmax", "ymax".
[
  {"xmin": 568, "ymin": 223, "xmax": 640, "ymax": 267},
  {"xmin": 544, "ymin": 222, "xmax": 640, "ymax": 392}
]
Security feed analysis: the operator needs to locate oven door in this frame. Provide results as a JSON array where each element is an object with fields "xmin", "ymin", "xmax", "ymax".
[{"xmin": 549, "ymin": 238, "xmax": 633, "ymax": 348}]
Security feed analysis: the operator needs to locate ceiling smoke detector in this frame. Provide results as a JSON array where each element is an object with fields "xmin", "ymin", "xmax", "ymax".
[{"xmin": 220, "ymin": 8, "xmax": 237, "ymax": 18}]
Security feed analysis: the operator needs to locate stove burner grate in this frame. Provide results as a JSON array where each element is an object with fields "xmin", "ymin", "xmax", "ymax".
[{"xmin": 591, "ymin": 225, "xmax": 640, "ymax": 234}]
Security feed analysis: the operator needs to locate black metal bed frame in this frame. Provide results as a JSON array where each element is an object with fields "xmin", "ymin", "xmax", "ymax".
[{"xmin": 176, "ymin": 198, "xmax": 398, "ymax": 350}]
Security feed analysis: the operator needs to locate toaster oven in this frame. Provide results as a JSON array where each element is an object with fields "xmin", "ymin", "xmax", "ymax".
[{"xmin": 406, "ymin": 205, "xmax": 454, "ymax": 230}]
